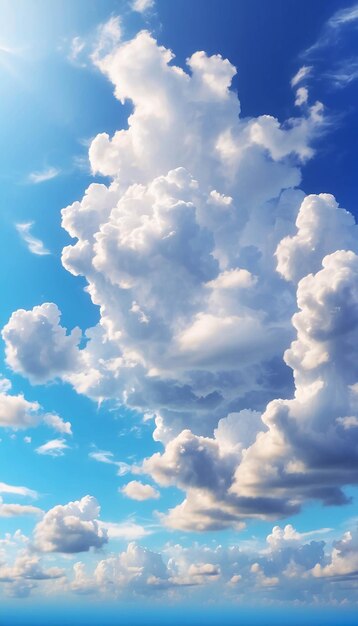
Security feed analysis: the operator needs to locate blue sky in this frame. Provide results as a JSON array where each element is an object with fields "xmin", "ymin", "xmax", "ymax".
[{"xmin": 1, "ymin": 0, "xmax": 358, "ymax": 622}]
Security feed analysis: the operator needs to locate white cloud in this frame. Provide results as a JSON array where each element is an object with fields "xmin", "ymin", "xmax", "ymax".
[
  {"xmin": 304, "ymin": 3, "xmax": 358, "ymax": 57},
  {"xmin": 91, "ymin": 16, "xmax": 121, "ymax": 65},
  {"xmin": 27, "ymin": 166, "xmax": 60, "ymax": 184},
  {"xmin": 0, "ymin": 482, "xmax": 38, "ymax": 499},
  {"xmin": 132, "ymin": 0, "xmax": 154, "ymax": 14},
  {"xmin": 0, "ymin": 499, "xmax": 43, "ymax": 518},
  {"xmin": 328, "ymin": 3, "xmax": 358, "ymax": 28},
  {"xmin": 0, "ymin": 377, "xmax": 72, "ymax": 433},
  {"xmin": 291, "ymin": 65, "xmax": 312, "ymax": 87},
  {"xmin": 16, "ymin": 222, "xmax": 50, "ymax": 256},
  {"xmin": 121, "ymin": 481, "xmax": 159, "ymax": 501},
  {"xmin": 34, "ymin": 496, "xmax": 108, "ymax": 553},
  {"xmin": 89, "ymin": 450, "xmax": 131, "ymax": 476},
  {"xmin": 43, "ymin": 413, "xmax": 72, "ymax": 435},
  {"xmin": 2, "ymin": 303, "xmax": 81, "ymax": 384},
  {"xmin": 4, "ymin": 29, "xmax": 358, "ymax": 533},
  {"xmin": 99, "ymin": 520, "xmax": 151, "ymax": 540},
  {"xmin": 35, "ymin": 438, "xmax": 70, "ymax": 457},
  {"xmin": 294, "ymin": 86, "xmax": 308, "ymax": 107}
]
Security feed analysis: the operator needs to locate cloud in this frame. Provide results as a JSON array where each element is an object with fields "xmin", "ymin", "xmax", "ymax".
[
  {"xmin": 27, "ymin": 166, "xmax": 60, "ymax": 184},
  {"xmin": 0, "ymin": 482, "xmax": 38, "ymax": 499},
  {"xmin": 312, "ymin": 527, "xmax": 358, "ymax": 579},
  {"xmin": 0, "ymin": 499, "xmax": 43, "ymax": 518},
  {"xmin": 71, "ymin": 541, "xmax": 170, "ymax": 596},
  {"xmin": 294, "ymin": 87, "xmax": 308, "ymax": 107},
  {"xmin": 89, "ymin": 450, "xmax": 131, "ymax": 476},
  {"xmin": 291, "ymin": 65, "xmax": 313, "ymax": 87},
  {"xmin": 327, "ymin": 3, "xmax": 358, "ymax": 29},
  {"xmin": 2, "ymin": 303, "xmax": 81, "ymax": 384},
  {"xmin": 4, "ymin": 29, "xmax": 358, "ymax": 532},
  {"xmin": 68, "ymin": 36, "xmax": 86, "ymax": 65},
  {"xmin": 35, "ymin": 438, "xmax": 70, "ymax": 457},
  {"xmin": 324, "ymin": 58, "xmax": 358, "ymax": 88},
  {"xmin": 0, "ymin": 376, "xmax": 72, "ymax": 433},
  {"xmin": 303, "ymin": 3, "xmax": 358, "ymax": 56},
  {"xmin": 15, "ymin": 222, "xmax": 50, "ymax": 256},
  {"xmin": 34, "ymin": 496, "xmax": 108, "ymax": 553},
  {"xmin": 132, "ymin": 0, "xmax": 154, "ymax": 13},
  {"xmin": 91, "ymin": 16, "xmax": 121, "ymax": 65},
  {"xmin": 121, "ymin": 481, "xmax": 159, "ymax": 501},
  {"xmin": 98, "ymin": 520, "xmax": 151, "ymax": 541}
]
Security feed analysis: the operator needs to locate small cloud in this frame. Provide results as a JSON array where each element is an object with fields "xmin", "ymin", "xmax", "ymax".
[
  {"xmin": 121, "ymin": 480, "xmax": 160, "ymax": 501},
  {"xmin": 295, "ymin": 86, "xmax": 309, "ymax": 107},
  {"xmin": 43, "ymin": 413, "xmax": 72, "ymax": 435},
  {"xmin": 99, "ymin": 520, "xmax": 152, "ymax": 541},
  {"xmin": 28, "ymin": 166, "xmax": 60, "ymax": 184},
  {"xmin": 35, "ymin": 438, "xmax": 70, "ymax": 457},
  {"xmin": 131, "ymin": 0, "xmax": 155, "ymax": 14},
  {"xmin": 89, "ymin": 449, "xmax": 131, "ymax": 475},
  {"xmin": 291, "ymin": 65, "xmax": 312, "ymax": 87},
  {"xmin": 16, "ymin": 222, "xmax": 50, "ymax": 256},
  {"xmin": 68, "ymin": 36, "xmax": 86, "ymax": 66}
]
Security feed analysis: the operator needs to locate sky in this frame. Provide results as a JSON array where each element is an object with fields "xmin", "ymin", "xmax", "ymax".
[{"xmin": 1, "ymin": 0, "xmax": 358, "ymax": 623}]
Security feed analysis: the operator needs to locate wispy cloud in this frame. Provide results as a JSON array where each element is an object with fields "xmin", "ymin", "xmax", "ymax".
[
  {"xmin": 324, "ymin": 57, "xmax": 358, "ymax": 88},
  {"xmin": 68, "ymin": 35, "xmax": 86, "ymax": 65},
  {"xmin": 291, "ymin": 65, "xmax": 313, "ymax": 87},
  {"xmin": 304, "ymin": 2, "xmax": 358, "ymax": 56},
  {"xmin": 16, "ymin": 222, "xmax": 50, "ymax": 256},
  {"xmin": 28, "ymin": 166, "xmax": 60, "ymax": 184},
  {"xmin": 89, "ymin": 449, "xmax": 131, "ymax": 476},
  {"xmin": 35, "ymin": 438, "xmax": 70, "ymax": 457},
  {"xmin": 328, "ymin": 3, "xmax": 358, "ymax": 28},
  {"xmin": 0, "ymin": 481, "xmax": 38, "ymax": 499}
]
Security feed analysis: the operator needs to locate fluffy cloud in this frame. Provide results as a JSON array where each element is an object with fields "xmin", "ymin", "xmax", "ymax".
[
  {"xmin": 0, "ymin": 377, "xmax": 71, "ymax": 433},
  {"xmin": 3, "ymin": 27, "xmax": 358, "ymax": 532},
  {"xmin": 132, "ymin": 0, "xmax": 154, "ymax": 13},
  {"xmin": 2, "ymin": 303, "xmax": 81, "ymax": 384},
  {"xmin": 1, "ymin": 520, "xmax": 357, "ymax": 603},
  {"xmin": 34, "ymin": 496, "xmax": 108, "ymax": 553},
  {"xmin": 71, "ymin": 541, "xmax": 169, "ymax": 596},
  {"xmin": 64, "ymin": 523, "xmax": 358, "ymax": 603},
  {"xmin": 121, "ymin": 481, "xmax": 159, "ymax": 501}
]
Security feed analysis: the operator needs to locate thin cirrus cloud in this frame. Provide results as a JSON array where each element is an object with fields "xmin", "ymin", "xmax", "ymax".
[
  {"xmin": 299, "ymin": 2, "xmax": 358, "ymax": 90},
  {"xmin": 16, "ymin": 222, "xmax": 50, "ymax": 256},
  {"xmin": 27, "ymin": 166, "xmax": 60, "ymax": 184}
]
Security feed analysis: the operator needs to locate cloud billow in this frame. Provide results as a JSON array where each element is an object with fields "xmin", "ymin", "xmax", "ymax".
[{"xmin": 3, "ymin": 28, "xmax": 358, "ymax": 530}]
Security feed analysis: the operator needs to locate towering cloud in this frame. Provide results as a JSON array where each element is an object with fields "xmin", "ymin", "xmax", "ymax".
[{"xmin": 2, "ymin": 27, "xmax": 357, "ymax": 531}]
